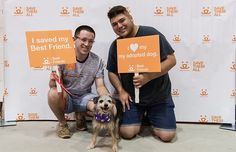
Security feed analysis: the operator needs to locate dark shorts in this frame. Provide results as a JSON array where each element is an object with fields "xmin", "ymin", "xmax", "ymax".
[{"xmin": 120, "ymin": 96, "xmax": 176, "ymax": 130}]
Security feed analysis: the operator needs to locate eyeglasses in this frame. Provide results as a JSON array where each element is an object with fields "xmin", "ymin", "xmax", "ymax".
[{"xmin": 75, "ymin": 36, "xmax": 95, "ymax": 45}]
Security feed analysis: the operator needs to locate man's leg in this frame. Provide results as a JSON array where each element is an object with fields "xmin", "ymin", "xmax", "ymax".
[
  {"xmin": 48, "ymin": 88, "xmax": 71, "ymax": 138},
  {"xmin": 119, "ymin": 102, "xmax": 145, "ymax": 139},
  {"xmin": 75, "ymin": 112, "xmax": 87, "ymax": 131},
  {"xmin": 148, "ymin": 97, "xmax": 176, "ymax": 142},
  {"xmin": 74, "ymin": 93, "xmax": 97, "ymax": 131}
]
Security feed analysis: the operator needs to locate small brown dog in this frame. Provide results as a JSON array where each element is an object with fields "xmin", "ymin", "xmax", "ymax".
[{"xmin": 88, "ymin": 95, "xmax": 120, "ymax": 152}]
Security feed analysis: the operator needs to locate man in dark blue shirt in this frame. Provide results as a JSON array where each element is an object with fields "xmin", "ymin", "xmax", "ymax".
[{"xmin": 107, "ymin": 5, "xmax": 176, "ymax": 142}]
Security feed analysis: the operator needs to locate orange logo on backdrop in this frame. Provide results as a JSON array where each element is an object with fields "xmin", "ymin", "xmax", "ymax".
[
  {"xmin": 60, "ymin": 7, "xmax": 70, "ymax": 16},
  {"xmin": 200, "ymin": 89, "xmax": 208, "ymax": 97},
  {"xmin": 230, "ymin": 61, "xmax": 236, "ymax": 72},
  {"xmin": 60, "ymin": 6, "xmax": 84, "ymax": 17},
  {"xmin": 3, "ymin": 88, "xmax": 8, "ymax": 97},
  {"xmin": 14, "ymin": 6, "xmax": 38, "ymax": 16},
  {"xmin": 180, "ymin": 61, "xmax": 190, "ymax": 71},
  {"xmin": 4, "ymin": 60, "xmax": 9, "ymax": 67},
  {"xmin": 193, "ymin": 61, "xmax": 205, "ymax": 72},
  {"xmin": 167, "ymin": 7, "xmax": 178, "ymax": 16},
  {"xmin": 14, "ymin": 7, "xmax": 24, "ymax": 16},
  {"xmin": 199, "ymin": 115, "xmax": 208, "ymax": 123},
  {"xmin": 171, "ymin": 89, "xmax": 180, "ymax": 97},
  {"xmin": 26, "ymin": 7, "xmax": 38, "ymax": 16},
  {"xmin": 28, "ymin": 113, "xmax": 39, "ymax": 120},
  {"xmin": 72, "ymin": 7, "xmax": 84, "ymax": 17},
  {"xmin": 172, "ymin": 34, "xmax": 181, "ymax": 43},
  {"xmin": 25, "ymin": 30, "xmax": 76, "ymax": 68},
  {"xmin": 154, "ymin": 6, "xmax": 178, "ymax": 16},
  {"xmin": 3, "ymin": 34, "xmax": 8, "ymax": 42},
  {"xmin": 202, "ymin": 35, "xmax": 210, "ymax": 44},
  {"xmin": 201, "ymin": 7, "xmax": 211, "ymax": 16},
  {"xmin": 211, "ymin": 115, "xmax": 223, "ymax": 123},
  {"xmin": 230, "ymin": 90, "xmax": 236, "ymax": 97},
  {"xmin": 201, "ymin": 6, "xmax": 226, "ymax": 17},
  {"xmin": 29, "ymin": 88, "xmax": 38, "ymax": 96},
  {"xmin": 16, "ymin": 113, "xmax": 25, "ymax": 121},
  {"xmin": 214, "ymin": 6, "xmax": 226, "ymax": 16},
  {"xmin": 154, "ymin": 7, "xmax": 164, "ymax": 16},
  {"xmin": 117, "ymin": 35, "xmax": 161, "ymax": 73},
  {"xmin": 232, "ymin": 35, "xmax": 236, "ymax": 43}
]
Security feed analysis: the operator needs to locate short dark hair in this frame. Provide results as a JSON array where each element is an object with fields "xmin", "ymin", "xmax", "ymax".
[
  {"xmin": 74, "ymin": 25, "xmax": 95, "ymax": 38},
  {"xmin": 107, "ymin": 5, "xmax": 128, "ymax": 19}
]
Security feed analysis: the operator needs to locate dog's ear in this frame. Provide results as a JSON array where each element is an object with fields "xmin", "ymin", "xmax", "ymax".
[
  {"xmin": 93, "ymin": 96, "xmax": 99, "ymax": 104},
  {"xmin": 112, "ymin": 98, "xmax": 117, "ymax": 116},
  {"xmin": 112, "ymin": 98, "xmax": 116, "ymax": 104},
  {"xmin": 112, "ymin": 105, "xmax": 117, "ymax": 117}
]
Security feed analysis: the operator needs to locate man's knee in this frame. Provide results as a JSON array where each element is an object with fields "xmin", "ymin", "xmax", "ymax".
[
  {"xmin": 119, "ymin": 126, "xmax": 140, "ymax": 139},
  {"xmin": 153, "ymin": 129, "xmax": 176, "ymax": 142},
  {"xmin": 48, "ymin": 88, "xmax": 60, "ymax": 104},
  {"xmin": 48, "ymin": 88, "xmax": 57, "ymax": 97},
  {"xmin": 86, "ymin": 100, "xmax": 95, "ymax": 112}
]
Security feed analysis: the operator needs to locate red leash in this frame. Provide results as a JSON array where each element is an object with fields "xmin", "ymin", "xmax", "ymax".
[{"xmin": 51, "ymin": 71, "xmax": 74, "ymax": 96}]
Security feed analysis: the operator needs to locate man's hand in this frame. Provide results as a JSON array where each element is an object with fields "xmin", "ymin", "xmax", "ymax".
[
  {"xmin": 49, "ymin": 72, "xmax": 57, "ymax": 88},
  {"xmin": 118, "ymin": 89, "xmax": 132, "ymax": 112},
  {"xmin": 133, "ymin": 73, "xmax": 150, "ymax": 88},
  {"xmin": 133, "ymin": 53, "xmax": 177, "ymax": 89}
]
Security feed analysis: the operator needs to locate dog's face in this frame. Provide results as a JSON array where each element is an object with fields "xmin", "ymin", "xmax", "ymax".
[{"xmin": 94, "ymin": 95, "xmax": 116, "ymax": 115}]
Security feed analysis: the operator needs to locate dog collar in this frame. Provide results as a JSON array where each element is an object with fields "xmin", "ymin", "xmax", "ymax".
[{"xmin": 95, "ymin": 113, "xmax": 111, "ymax": 123}]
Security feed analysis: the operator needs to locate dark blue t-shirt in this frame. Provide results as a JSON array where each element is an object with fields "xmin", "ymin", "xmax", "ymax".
[{"xmin": 107, "ymin": 26, "xmax": 175, "ymax": 105}]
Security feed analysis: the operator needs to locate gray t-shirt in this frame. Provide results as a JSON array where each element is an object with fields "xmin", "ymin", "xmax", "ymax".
[{"xmin": 59, "ymin": 52, "xmax": 104, "ymax": 97}]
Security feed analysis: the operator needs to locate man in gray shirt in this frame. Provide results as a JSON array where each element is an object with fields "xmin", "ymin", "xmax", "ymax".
[{"xmin": 48, "ymin": 25, "xmax": 110, "ymax": 139}]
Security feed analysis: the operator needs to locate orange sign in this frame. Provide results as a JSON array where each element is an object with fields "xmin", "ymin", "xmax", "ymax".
[
  {"xmin": 25, "ymin": 30, "xmax": 76, "ymax": 67},
  {"xmin": 117, "ymin": 35, "xmax": 161, "ymax": 73}
]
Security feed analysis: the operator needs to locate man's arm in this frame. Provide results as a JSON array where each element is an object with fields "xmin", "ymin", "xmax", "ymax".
[
  {"xmin": 108, "ymin": 72, "xmax": 131, "ymax": 111},
  {"xmin": 108, "ymin": 72, "xmax": 123, "ymax": 95},
  {"xmin": 95, "ymin": 77, "xmax": 110, "ymax": 96},
  {"xmin": 133, "ymin": 53, "xmax": 176, "ymax": 88},
  {"xmin": 148, "ymin": 53, "xmax": 176, "ymax": 79}
]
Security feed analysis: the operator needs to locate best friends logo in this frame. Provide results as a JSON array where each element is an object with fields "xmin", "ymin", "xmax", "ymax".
[
  {"xmin": 60, "ymin": 6, "xmax": 84, "ymax": 17},
  {"xmin": 171, "ymin": 89, "xmax": 180, "ymax": 97},
  {"xmin": 232, "ymin": 35, "xmax": 236, "ymax": 43},
  {"xmin": 13, "ymin": 6, "xmax": 38, "ymax": 16},
  {"xmin": 172, "ymin": 34, "xmax": 181, "ymax": 43},
  {"xmin": 154, "ymin": 6, "xmax": 178, "ymax": 16},
  {"xmin": 201, "ymin": 6, "xmax": 226, "ymax": 16}
]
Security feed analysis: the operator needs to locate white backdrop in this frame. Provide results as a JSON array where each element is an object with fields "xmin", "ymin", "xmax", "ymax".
[{"xmin": 1, "ymin": 0, "xmax": 236, "ymax": 123}]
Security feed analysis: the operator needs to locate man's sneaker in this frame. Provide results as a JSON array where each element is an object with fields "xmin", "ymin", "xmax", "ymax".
[
  {"xmin": 57, "ymin": 123, "xmax": 71, "ymax": 139},
  {"xmin": 76, "ymin": 116, "xmax": 87, "ymax": 131}
]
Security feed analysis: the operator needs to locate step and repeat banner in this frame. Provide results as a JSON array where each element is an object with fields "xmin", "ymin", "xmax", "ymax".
[{"xmin": 1, "ymin": 0, "xmax": 236, "ymax": 123}]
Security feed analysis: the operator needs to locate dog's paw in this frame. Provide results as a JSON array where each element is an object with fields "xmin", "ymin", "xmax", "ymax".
[
  {"xmin": 115, "ymin": 134, "xmax": 120, "ymax": 139},
  {"xmin": 112, "ymin": 145, "xmax": 118, "ymax": 152},
  {"xmin": 87, "ymin": 144, "xmax": 95, "ymax": 150}
]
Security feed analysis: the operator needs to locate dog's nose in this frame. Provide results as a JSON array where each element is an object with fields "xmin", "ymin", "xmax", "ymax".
[{"xmin": 104, "ymin": 104, "xmax": 108, "ymax": 107}]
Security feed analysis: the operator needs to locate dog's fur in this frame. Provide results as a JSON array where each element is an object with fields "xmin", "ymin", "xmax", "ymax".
[{"xmin": 88, "ymin": 95, "xmax": 120, "ymax": 152}]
